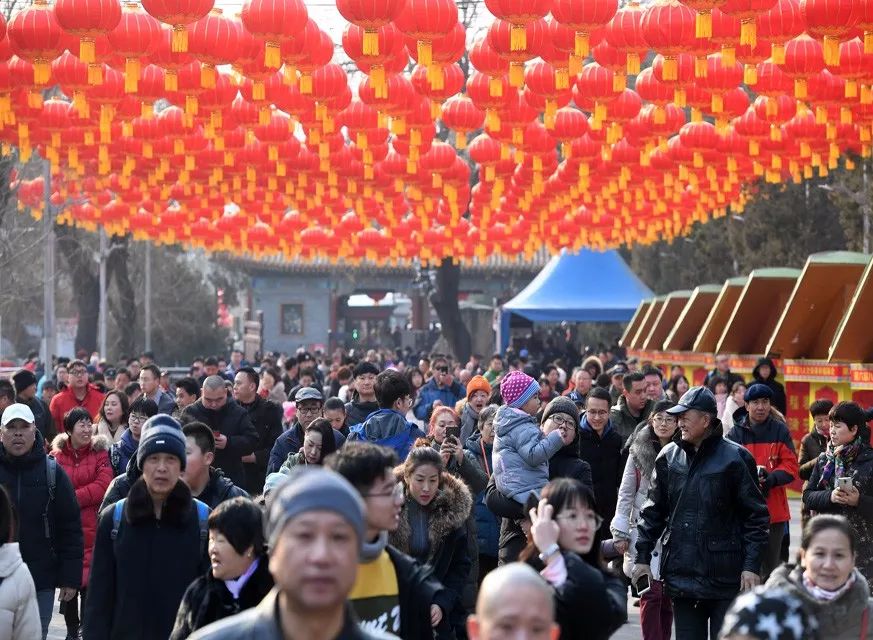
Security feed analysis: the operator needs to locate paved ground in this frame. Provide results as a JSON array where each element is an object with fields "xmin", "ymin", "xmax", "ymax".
[{"xmin": 48, "ymin": 500, "xmax": 805, "ymax": 640}]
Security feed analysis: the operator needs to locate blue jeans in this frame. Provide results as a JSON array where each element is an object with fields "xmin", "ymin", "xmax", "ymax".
[
  {"xmin": 673, "ymin": 597, "xmax": 732, "ymax": 640},
  {"xmin": 36, "ymin": 589, "xmax": 54, "ymax": 640}
]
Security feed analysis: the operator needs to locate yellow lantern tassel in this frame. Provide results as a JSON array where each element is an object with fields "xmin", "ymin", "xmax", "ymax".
[
  {"xmin": 201, "ymin": 64, "xmax": 216, "ymax": 89},
  {"xmin": 164, "ymin": 69, "xmax": 178, "ymax": 91},
  {"xmin": 300, "ymin": 73, "xmax": 312, "ymax": 94},
  {"xmin": 744, "ymin": 64, "xmax": 757, "ymax": 85},
  {"xmin": 486, "ymin": 108, "xmax": 500, "ymax": 131},
  {"xmin": 862, "ymin": 85, "xmax": 873, "ymax": 104},
  {"xmin": 557, "ymin": 68, "xmax": 569, "ymax": 89},
  {"xmin": 141, "ymin": 103, "xmax": 153, "ymax": 118},
  {"xmin": 185, "ymin": 94, "xmax": 198, "ymax": 116},
  {"xmin": 662, "ymin": 57, "xmax": 677, "ymax": 81},
  {"xmin": 674, "ymin": 88, "xmax": 686, "ymax": 108},
  {"xmin": 626, "ymin": 52, "xmax": 640, "ymax": 75},
  {"xmin": 749, "ymin": 139, "xmax": 759, "ymax": 155},
  {"xmin": 124, "ymin": 58, "xmax": 140, "ymax": 92},
  {"xmin": 172, "ymin": 25, "xmax": 188, "ymax": 52},
  {"xmin": 73, "ymin": 90, "xmax": 89, "ymax": 118},
  {"xmin": 456, "ymin": 132, "xmax": 467, "ymax": 149},
  {"xmin": 78, "ymin": 37, "xmax": 96, "ymax": 64},
  {"xmin": 265, "ymin": 42, "xmax": 281, "ymax": 69},
  {"xmin": 253, "ymin": 80, "xmax": 265, "ymax": 101},
  {"xmin": 613, "ymin": 72, "xmax": 626, "ymax": 91},
  {"xmin": 771, "ymin": 42, "xmax": 786, "ymax": 64},
  {"xmin": 417, "ymin": 40, "xmax": 432, "ymax": 66},
  {"xmin": 33, "ymin": 60, "xmax": 50, "ymax": 85},
  {"xmin": 740, "ymin": 20, "xmax": 756, "ymax": 47},
  {"xmin": 569, "ymin": 54, "xmax": 582, "ymax": 76},
  {"xmin": 823, "ymin": 36, "xmax": 840, "ymax": 66},
  {"xmin": 363, "ymin": 29, "xmax": 379, "ymax": 56},
  {"xmin": 510, "ymin": 24, "xmax": 527, "ymax": 51},
  {"xmin": 654, "ymin": 106, "xmax": 665, "ymax": 125},
  {"xmin": 509, "ymin": 62, "xmax": 524, "ymax": 87},
  {"xmin": 545, "ymin": 99, "xmax": 557, "ymax": 123},
  {"xmin": 283, "ymin": 64, "xmax": 298, "ymax": 85},
  {"xmin": 694, "ymin": 11, "xmax": 712, "ymax": 38},
  {"xmin": 770, "ymin": 125, "xmax": 781, "ymax": 141},
  {"xmin": 574, "ymin": 31, "xmax": 590, "ymax": 58},
  {"xmin": 794, "ymin": 78, "xmax": 807, "ymax": 99},
  {"xmin": 816, "ymin": 105, "xmax": 827, "ymax": 124},
  {"xmin": 841, "ymin": 106, "xmax": 852, "ymax": 124},
  {"xmin": 846, "ymin": 79, "xmax": 857, "ymax": 98},
  {"xmin": 721, "ymin": 46, "xmax": 735, "ymax": 67},
  {"xmin": 86, "ymin": 63, "xmax": 102, "ymax": 85}
]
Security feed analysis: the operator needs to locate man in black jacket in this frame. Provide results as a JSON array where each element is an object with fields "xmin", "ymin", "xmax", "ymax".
[
  {"xmin": 326, "ymin": 441, "xmax": 446, "ymax": 638},
  {"xmin": 182, "ymin": 422, "xmax": 249, "ymax": 509},
  {"xmin": 232, "ymin": 367, "xmax": 283, "ymax": 495},
  {"xmin": 632, "ymin": 387, "xmax": 769, "ymax": 640},
  {"xmin": 183, "ymin": 375, "xmax": 259, "ymax": 488},
  {"xmin": 0, "ymin": 403, "xmax": 83, "ymax": 639}
]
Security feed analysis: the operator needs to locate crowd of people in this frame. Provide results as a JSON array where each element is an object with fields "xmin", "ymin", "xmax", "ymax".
[{"xmin": 0, "ymin": 345, "xmax": 870, "ymax": 640}]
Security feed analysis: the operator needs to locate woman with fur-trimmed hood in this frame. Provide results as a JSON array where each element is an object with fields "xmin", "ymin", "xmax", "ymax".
[
  {"xmin": 610, "ymin": 400, "xmax": 680, "ymax": 640},
  {"xmin": 391, "ymin": 440, "xmax": 473, "ymax": 640},
  {"xmin": 52, "ymin": 407, "xmax": 114, "ymax": 638}
]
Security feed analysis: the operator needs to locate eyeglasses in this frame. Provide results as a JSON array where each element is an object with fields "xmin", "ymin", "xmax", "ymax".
[
  {"xmin": 297, "ymin": 405, "xmax": 321, "ymax": 415},
  {"xmin": 129, "ymin": 413, "xmax": 147, "ymax": 424},
  {"xmin": 363, "ymin": 482, "xmax": 404, "ymax": 499},
  {"xmin": 435, "ymin": 367, "xmax": 448, "ymax": 374},
  {"xmin": 653, "ymin": 415, "xmax": 677, "ymax": 425},
  {"xmin": 556, "ymin": 510, "xmax": 604, "ymax": 529},
  {"xmin": 69, "ymin": 369, "xmax": 88, "ymax": 377},
  {"xmin": 549, "ymin": 415, "xmax": 576, "ymax": 429}
]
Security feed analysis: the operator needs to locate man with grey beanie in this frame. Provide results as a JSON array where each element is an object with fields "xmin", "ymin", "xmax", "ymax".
[
  {"xmin": 191, "ymin": 467, "xmax": 396, "ymax": 640},
  {"xmin": 84, "ymin": 414, "xmax": 211, "ymax": 640}
]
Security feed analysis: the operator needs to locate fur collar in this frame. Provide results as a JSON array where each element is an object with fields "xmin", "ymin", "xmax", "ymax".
[
  {"xmin": 628, "ymin": 425, "xmax": 661, "ymax": 480},
  {"xmin": 391, "ymin": 471, "xmax": 472, "ymax": 559},
  {"xmin": 126, "ymin": 477, "xmax": 196, "ymax": 527},
  {"xmin": 51, "ymin": 432, "xmax": 111, "ymax": 454}
]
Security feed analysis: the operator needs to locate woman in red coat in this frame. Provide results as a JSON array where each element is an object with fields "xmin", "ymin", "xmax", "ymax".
[{"xmin": 53, "ymin": 407, "xmax": 114, "ymax": 640}]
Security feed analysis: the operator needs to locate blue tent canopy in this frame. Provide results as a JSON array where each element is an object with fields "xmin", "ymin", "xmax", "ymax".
[{"xmin": 498, "ymin": 249, "xmax": 653, "ymax": 350}]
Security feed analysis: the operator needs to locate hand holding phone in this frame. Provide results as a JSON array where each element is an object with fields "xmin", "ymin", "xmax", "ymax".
[
  {"xmin": 836, "ymin": 477, "xmax": 853, "ymax": 492},
  {"xmin": 445, "ymin": 425, "xmax": 460, "ymax": 442},
  {"xmin": 635, "ymin": 574, "xmax": 651, "ymax": 596}
]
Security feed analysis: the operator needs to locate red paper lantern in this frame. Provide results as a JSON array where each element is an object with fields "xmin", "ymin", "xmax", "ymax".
[
  {"xmin": 484, "ymin": 0, "xmax": 552, "ymax": 52},
  {"xmin": 801, "ymin": 0, "xmax": 859, "ymax": 64},
  {"xmin": 240, "ymin": 0, "xmax": 308, "ymax": 68},
  {"xmin": 8, "ymin": 0, "xmax": 64, "ymax": 85},
  {"xmin": 336, "ymin": 0, "xmax": 404, "ymax": 55},
  {"xmin": 393, "ymin": 0, "xmax": 458, "ymax": 66},
  {"xmin": 641, "ymin": 0, "xmax": 697, "ymax": 80},
  {"xmin": 719, "ymin": 0, "xmax": 778, "ymax": 48},
  {"xmin": 440, "ymin": 95, "xmax": 485, "ymax": 149},
  {"xmin": 605, "ymin": 2, "xmax": 649, "ymax": 74},
  {"xmin": 755, "ymin": 0, "xmax": 805, "ymax": 62},
  {"xmin": 780, "ymin": 33, "xmax": 826, "ymax": 97},
  {"xmin": 106, "ymin": 2, "xmax": 161, "ymax": 92},
  {"xmin": 487, "ymin": 18, "xmax": 547, "ymax": 87},
  {"xmin": 54, "ymin": 0, "xmax": 121, "ymax": 64},
  {"xmin": 140, "ymin": 0, "xmax": 214, "ymax": 52},
  {"xmin": 552, "ymin": 0, "xmax": 617, "ymax": 57},
  {"xmin": 187, "ymin": 9, "xmax": 243, "ymax": 88}
]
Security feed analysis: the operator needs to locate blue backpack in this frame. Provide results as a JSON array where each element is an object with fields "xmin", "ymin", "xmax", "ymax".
[
  {"xmin": 349, "ymin": 410, "xmax": 420, "ymax": 460},
  {"xmin": 110, "ymin": 497, "xmax": 210, "ymax": 551}
]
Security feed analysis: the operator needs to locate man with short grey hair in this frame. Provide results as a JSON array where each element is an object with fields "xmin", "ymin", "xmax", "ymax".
[
  {"xmin": 182, "ymin": 375, "xmax": 258, "ymax": 487},
  {"xmin": 467, "ymin": 563, "xmax": 559, "ymax": 640}
]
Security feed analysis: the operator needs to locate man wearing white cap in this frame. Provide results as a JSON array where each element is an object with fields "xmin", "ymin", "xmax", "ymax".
[{"xmin": 0, "ymin": 403, "xmax": 83, "ymax": 639}]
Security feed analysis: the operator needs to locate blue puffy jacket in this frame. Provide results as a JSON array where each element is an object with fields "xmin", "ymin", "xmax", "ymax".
[
  {"xmin": 464, "ymin": 433, "xmax": 499, "ymax": 558},
  {"xmin": 413, "ymin": 378, "xmax": 466, "ymax": 421}
]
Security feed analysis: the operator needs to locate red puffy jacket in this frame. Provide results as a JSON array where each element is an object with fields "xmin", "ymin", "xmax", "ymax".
[{"xmin": 51, "ymin": 433, "xmax": 114, "ymax": 587}]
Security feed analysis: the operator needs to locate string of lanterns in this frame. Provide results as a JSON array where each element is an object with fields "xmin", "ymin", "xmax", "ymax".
[{"xmin": 4, "ymin": 0, "xmax": 873, "ymax": 264}]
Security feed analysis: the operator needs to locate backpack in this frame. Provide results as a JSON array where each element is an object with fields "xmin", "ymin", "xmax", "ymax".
[
  {"xmin": 349, "ymin": 412, "xmax": 419, "ymax": 461},
  {"xmin": 43, "ymin": 457, "xmax": 57, "ymax": 543},
  {"xmin": 110, "ymin": 497, "xmax": 210, "ymax": 552}
]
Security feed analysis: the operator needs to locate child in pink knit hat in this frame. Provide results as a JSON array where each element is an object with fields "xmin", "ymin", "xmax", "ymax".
[{"xmin": 492, "ymin": 371, "xmax": 571, "ymax": 504}]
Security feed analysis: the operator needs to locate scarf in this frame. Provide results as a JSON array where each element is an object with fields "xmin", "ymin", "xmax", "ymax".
[
  {"xmin": 802, "ymin": 570, "xmax": 856, "ymax": 602},
  {"xmin": 817, "ymin": 436, "xmax": 863, "ymax": 489},
  {"xmin": 223, "ymin": 557, "xmax": 261, "ymax": 600}
]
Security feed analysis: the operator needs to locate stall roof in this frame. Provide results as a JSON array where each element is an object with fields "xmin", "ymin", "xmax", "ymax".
[
  {"xmin": 767, "ymin": 251, "xmax": 870, "ymax": 359},
  {"xmin": 692, "ymin": 277, "xmax": 747, "ymax": 353},
  {"xmin": 629, "ymin": 296, "xmax": 666, "ymax": 350},
  {"xmin": 663, "ymin": 285, "xmax": 723, "ymax": 351},
  {"xmin": 829, "ymin": 256, "xmax": 873, "ymax": 362},
  {"xmin": 501, "ymin": 249, "xmax": 653, "ymax": 323},
  {"xmin": 620, "ymin": 299, "xmax": 653, "ymax": 347},
  {"xmin": 716, "ymin": 268, "xmax": 801, "ymax": 355},
  {"xmin": 643, "ymin": 290, "xmax": 693, "ymax": 351}
]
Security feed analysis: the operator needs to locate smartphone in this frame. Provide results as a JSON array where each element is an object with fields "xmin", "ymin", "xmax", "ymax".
[
  {"xmin": 836, "ymin": 477, "xmax": 853, "ymax": 491},
  {"xmin": 445, "ymin": 426, "xmax": 461, "ymax": 442},
  {"xmin": 635, "ymin": 575, "xmax": 651, "ymax": 596}
]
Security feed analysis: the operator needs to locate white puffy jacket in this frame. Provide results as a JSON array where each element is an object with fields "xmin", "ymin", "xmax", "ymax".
[{"xmin": 0, "ymin": 542, "xmax": 41, "ymax": 640}]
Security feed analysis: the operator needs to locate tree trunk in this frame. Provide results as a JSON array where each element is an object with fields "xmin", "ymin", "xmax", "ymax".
[
  {"xmin": 55, "ymin": 224, "xmax": 99, "ymax": 354},
  {"xmin": 429, "ymin": 258, "xmax": 472, "ymax": 362},
  {"xmin": 107, "ymin": 234, "xmax": 137, "ymax": 359}
]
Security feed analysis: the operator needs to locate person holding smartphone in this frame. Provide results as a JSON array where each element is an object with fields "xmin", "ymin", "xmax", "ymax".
[{"xmin": 803, "ymin": 401, "xmax": 873, "ymax": 589}]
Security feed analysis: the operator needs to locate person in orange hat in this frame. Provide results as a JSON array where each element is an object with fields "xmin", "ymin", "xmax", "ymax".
[{"xmin": 460, "ymin": 376, "xmax": 492, "ymax": 443}]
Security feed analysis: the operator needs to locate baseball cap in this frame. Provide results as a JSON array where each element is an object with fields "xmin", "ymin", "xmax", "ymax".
[
  {"xmin": 295, "ymin": 386, "xmax": 323, "ymax": 403},
  {"xmin": 608, "ymin": 364, "xmax": 629, "ymax": 377},
  {"xmin": 1, "ymin": 403, "xmax": 36, "ymax": 427},
  {"xmin": 667, "ymin": 386, "xmax": 718, "ymax": 415},
  {"xmin": 104, "ymin": 368, "xmax": 118, "ymax": 378}
]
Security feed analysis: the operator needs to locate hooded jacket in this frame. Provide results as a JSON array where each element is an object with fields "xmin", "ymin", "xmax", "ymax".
[
  {"xmin": 0, "ymin": 429, "xmax": 83, "ymax": 592},
  {"xmin": 766, "ymin": 565, "xmax": 873, "ymax": 640},
  {"xmin": 609, "ymin": 396, "xmax": 653, "ymax": 445},
  {"xmin": 752, "ymin": 357, "xmax": 787, "ymax": 415},
  {"xmin": 390, "ymin": 471, "xmax": 472, "ymax": 638},
  {"xmin": 635, "ymin": 425, "xmax": 770, "ymax": 600},
  {"xmin": 459, "ymin": 402, "xmax": 480, "ymax": 444},
  {"xmin": 51, "ymin": 432, "xmax": 114, "ymax": 587},
  {"xmin": 267, "ymin": 419, "xmax": 347, "ymax": 475},
  {"xmin": 183, "ymin": 399, "xmax": 259, "ymax": 487},
  {"xmin": 193, "ymin": 467, "xmax": 250, "ymax": 510},
  {"xmin": 492, "ymin": 404, "xmax": 564, "ymax": 502},
  {"xmin": 804, "ymin": 444, "xmax": 873, "ymax": 588},
  {"xmin": 344, "ymin": 400, "xmax": 380, "ymax": 428},
  {"xmin": 610, "ymin": 424, "xmax": 676, "ymax": 578},
  {"xmin": 0, "ymin": 542, "xmax": 40, "ymax": 640},
  {"xmin": 727, "ymin": 413, "xmax": 798, "ymax": 524},
  {"xmin": 110, "ymin": 428, "xmax": 138, "ymax": 477},
  {"xmin": 578, "ymin": 414, "xmax": 623, "ymax": 538},
  {"xmin": 83, "ymin": 478, "xmax": 211, "ymax": 640},
  {"xmin": 185, "ymin": 589, "xmax": 395, "ymax": 640},
  {"xmin": 171, "ymin": 554, "xmax": 274, "ymax": 640}
]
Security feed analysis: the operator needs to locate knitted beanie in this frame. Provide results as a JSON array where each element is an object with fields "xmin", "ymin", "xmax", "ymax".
[
  {"xmin": 12, "ymin": 369, "xmax": 37, "ymax": 393},
  {"xmin": 500, "ymin": 371, "xmax": 540, "ymax": 409},
  {"xmin": 266, "ymin": 467, "xmax": 365, "ymax": 551},
  {"xmin": 137, "ymin": 414, "xmax": 187, "ymax": 471},
  {"xmin": 719, "ymin": 586, "xmax": 817, "ymax": 640},
  {"xmin": 466, "ymin": 375, "xmax": 492, "ymax": 400},
  {"xmin": 542, "ymin": 396, "xmax": 580, "ymax": 426}
]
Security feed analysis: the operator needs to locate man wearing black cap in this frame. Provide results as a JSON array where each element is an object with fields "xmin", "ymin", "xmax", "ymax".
[
  {"xmin": 632, "ymin": 386, "xmax": 769, "ymax": 640},
  {"xmin": 726, "ymin": 383, "xmax": 798, "ymax": 579},
  {"xmin": 13, "ymin": 369, "xmax": 53, "ymax": 442}
]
